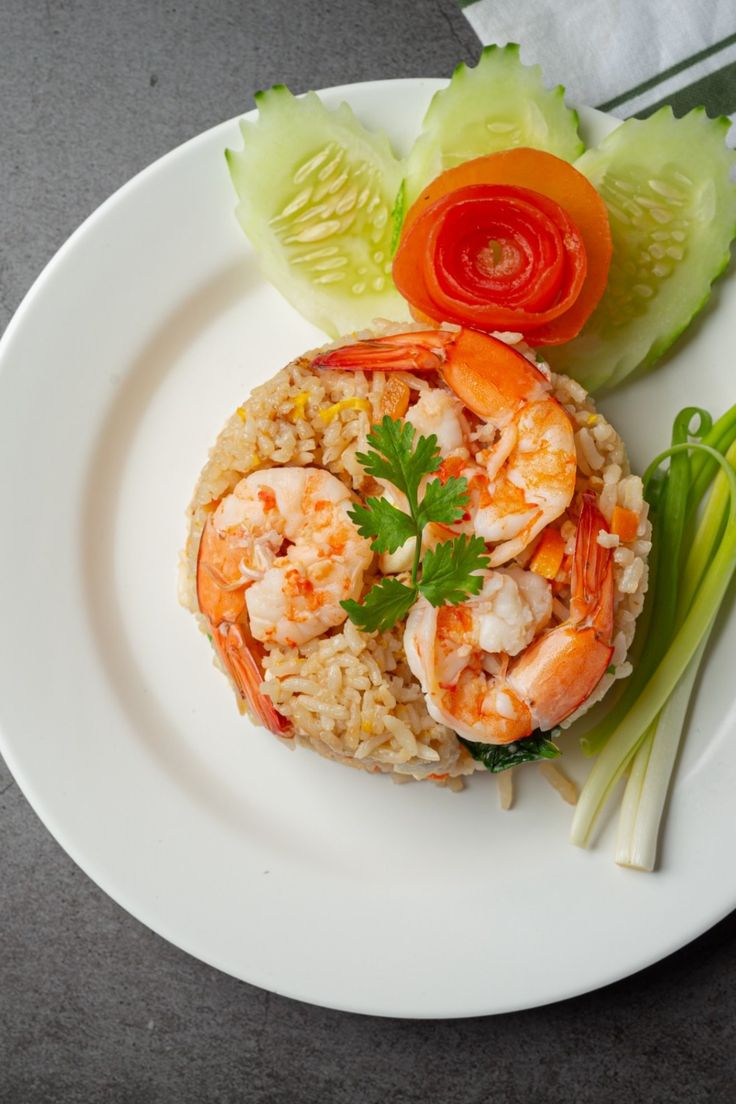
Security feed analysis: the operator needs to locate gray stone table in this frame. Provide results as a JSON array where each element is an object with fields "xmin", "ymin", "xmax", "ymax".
[{"xmin": 1, "ymin": 2, "xmax": 735, "ymax": 1101}]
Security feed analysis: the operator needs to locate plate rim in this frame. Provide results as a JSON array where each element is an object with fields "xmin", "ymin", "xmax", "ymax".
[{"xmin": 2, "ymin": 76, "xmax": 733, "ymax": 1020}]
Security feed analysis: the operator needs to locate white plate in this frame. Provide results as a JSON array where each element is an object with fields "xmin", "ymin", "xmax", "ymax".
[{"xmin": 1, "ymin": 79, "xmax": 735, "ymax": 1019}]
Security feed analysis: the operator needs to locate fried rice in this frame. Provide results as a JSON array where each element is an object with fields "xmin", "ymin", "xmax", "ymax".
[{"xmin": 180, "ymin": 323, "xmax": 651, "ymax": 792}]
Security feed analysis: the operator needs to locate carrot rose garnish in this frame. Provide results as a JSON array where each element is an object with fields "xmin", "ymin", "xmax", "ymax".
[{"xmin": 393, "ymin": 148, "xmax": 612, "ymax": 346}]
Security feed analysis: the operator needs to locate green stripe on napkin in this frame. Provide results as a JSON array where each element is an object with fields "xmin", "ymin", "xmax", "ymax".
[
  {"xmin": 640, "ymin": 60, "xmax": 736, "ymax": 118},
  {"xmin": 597, "ymin": 31, "xmax": 736, "ymax": 112},
  {"xmin": 459, "ymin": 1, "xmax": 736, "ymax": 129}
]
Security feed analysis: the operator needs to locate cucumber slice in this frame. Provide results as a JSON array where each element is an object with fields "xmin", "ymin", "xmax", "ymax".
[
  {"xmin": 404, "ymin": 44, "xmax": 583, "ymax": 204},
  {"xmin": 226, "ymin": 85, "xmax": 409, "ymax": 337},
  {"xmin": 545, "ymin": 108, "xmax": 736, "ymax": 392}
]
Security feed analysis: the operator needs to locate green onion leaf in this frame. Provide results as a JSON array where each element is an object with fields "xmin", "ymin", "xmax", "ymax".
[
  {"xmin": 460, "ymin": 733, "xmax": 561, "ymax": 773},
  {"xmin": 572, "ymin": 432, "xmax": 736, "ymax": 854}
]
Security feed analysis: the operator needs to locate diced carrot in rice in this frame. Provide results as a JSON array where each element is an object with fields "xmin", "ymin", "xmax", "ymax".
[
  {"xmin": 610, "ymin": 505, "xmax": 639, "ymax": 542},
  {"xmin": 380, "ymin": 376, "xmax": 410, "ymax": 419},
  {"xmin": 529, "ymin": 528, "xmax": 566, "ymax": 579}
]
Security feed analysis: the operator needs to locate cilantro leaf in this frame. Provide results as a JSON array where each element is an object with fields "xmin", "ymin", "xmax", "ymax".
[
  {"xmin": 355, "ymin": 416, "xmax": 440, "ymax": 505},
  {"xmin": 341, "ymin": 578, "xmax": 417, "ymax": 633},
  {"xmin": 459, "ymin": 732, "xmax": 561, "ymax": 773},
  {"xmin": 348, "ymin": 498, "xmax": 416, "ymax": 554},
  {"xmin": 419, "ymin": 534, "xmax": 489, "ymax": 607},
  {"xmin": 415, "ymin": 475, "xmax": 468, "ymax": 529}
]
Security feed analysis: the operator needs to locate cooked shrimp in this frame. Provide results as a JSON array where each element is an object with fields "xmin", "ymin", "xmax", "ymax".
[
  {"xmin": 197, "ymin": 513, "xmax": 290, "ymax": 736},
  {"xmin": 197, "ymin": 466, "xmax": 373, "ymax": 731},
  {"xmin": 404, "ymin": 495, "xmax": 614, "ymax": 745},
  {"xmin": 404, "ymin": 386, "xmax": 470, "ymax": 455},
  {"xmin": 313, "ymin": 327, "xmax": 576, "ymax": 566}
]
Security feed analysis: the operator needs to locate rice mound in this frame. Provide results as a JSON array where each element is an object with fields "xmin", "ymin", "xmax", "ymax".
[{"xmin": 180, "ymin": 324, "xmax": 651, "ymax": 789}]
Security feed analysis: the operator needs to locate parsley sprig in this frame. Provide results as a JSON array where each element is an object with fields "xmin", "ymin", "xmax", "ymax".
[{"xmin": 341, "ymin": 417, "xmax": 490, "ymax": 632}]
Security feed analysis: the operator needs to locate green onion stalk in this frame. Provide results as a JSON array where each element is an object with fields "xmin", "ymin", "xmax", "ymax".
[
  {"xmin": 580, "ymin": 408, "xmax": 712, "ymax": 758},
  {"xmin": 570, "ymin": 414, "xmax": 736, "ymax": 864},
  {"xmin": 614, "ymin": 437, "xmax": 736, "ymax": 869}
]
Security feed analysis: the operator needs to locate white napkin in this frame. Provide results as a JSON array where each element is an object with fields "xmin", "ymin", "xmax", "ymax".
[{"xmin": 460, "ymin": 0, "xmax": 736, "ymax": 138}]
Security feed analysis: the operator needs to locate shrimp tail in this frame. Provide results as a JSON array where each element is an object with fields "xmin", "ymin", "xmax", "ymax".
[
  {"xmin": 310, "ymin": 329, "xmax": 548, "ymax": 419},
  {"xmin": 507, "ymin": 495, "xmax": 614, "ymax": 732},
  {"xmin": 311, "ymin": 330, "xmax": 453, "ymax": 373},
  {"xmin": 212, "ymin": 622, "xmax": 292, "ymax": 738},
  {"xmin": 570, "ymin": 492, "xmax": 615, "ymax": 640},
  {"xmin": 197, "ymin": 514, "xmax": 291, "ymax": 738}
]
